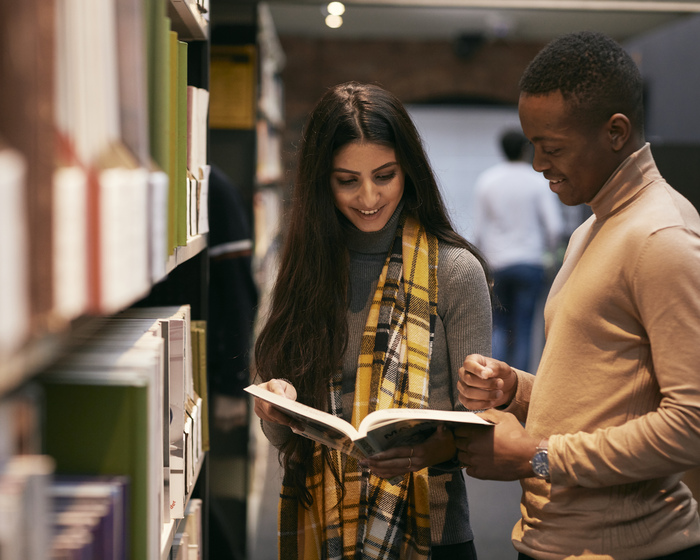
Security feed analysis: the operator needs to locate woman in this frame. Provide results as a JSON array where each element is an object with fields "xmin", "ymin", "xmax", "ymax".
[{"xmin": 252, "ymin": 82, "xmax": 492, "ymax": 560}]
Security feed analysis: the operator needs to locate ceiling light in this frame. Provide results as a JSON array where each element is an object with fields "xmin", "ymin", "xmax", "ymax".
[
  {"xmin": 325, "ymin": 14, "xmax": 343, "ymax": 28},
  {"xmin": 327, "ymin": 2, "xmax": 346, "ymax": 16}
]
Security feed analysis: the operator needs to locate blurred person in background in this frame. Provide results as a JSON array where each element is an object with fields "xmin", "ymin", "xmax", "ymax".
[{"xmin": 473, "ymin": 129, "xmax": 564, "ymax": 371}]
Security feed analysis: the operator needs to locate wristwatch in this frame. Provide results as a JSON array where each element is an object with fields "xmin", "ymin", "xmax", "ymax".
[{"xmin": 530, "ymin": 439, "xmax": 550, "ymax": 481}]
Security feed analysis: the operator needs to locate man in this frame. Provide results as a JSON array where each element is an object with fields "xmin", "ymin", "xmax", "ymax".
[
  {"xmin": 473, "ymin": 129, "xmax": 563, "ymax": 371},
  {"xmin": 455, "ymin": 31, "xmax": 700, "ymax": 559}
]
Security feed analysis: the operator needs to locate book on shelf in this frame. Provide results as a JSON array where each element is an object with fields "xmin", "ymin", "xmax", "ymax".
[
  {"xmin": 148, "ymin": 166, "xmax": 170, "ymax": 283},
  {"xmin": 245, "ymin": 384, "xmax": 493, "ymax": 459},
  {"xmin": 209, "ymin": 45, "xmax": 257, "ymax": 130},
  {"xmin": 0, "ymin": 0, "xmax": 55, "ymax": 334},
  {"xmin": 190, "ymin": 320, "xmax": 210, "ymax": 452},
  {"xmin": 118, "ymin": 305, "xmax": 198, "ymax": 520},
  {"xmin": 53, "ymin": 0, "xmax": 155, "ymax": 317},
  {"xmin": 198, "ymin": 164, "xmax": 211, "ymax": 236},
  {"xmin": 168, "ymin": 497, "xmax": 202, "ymax": 560},
  {"xmin": 97, "ymin": 150, "xmax": 151, "ymax": 314},
  {"xmin": 0, "ymin": 455, "xmax": 55, "ymax": 560},
  {"xmin": 186, "ymin": 85, "xmax": 210, "ymax": 238},
  {"xmin": 184, "ymin": 498, "xmax": 203, "ymax": 560},
  {"xmin": 115, "ymin": 0, "xmax": 150, "ymax": 168},
  {"xmin": 168, "ymin": 31, "xmax": 189, "ymax": 253},
  {"xmin": 176, "ymin": 38, "xmax": 188, "ymax": 248},
  {"xmin": 0, "ymin": 382, "xmax": 44, "ymax": 464},
  {"xmin": 256, "ymin": 119, "xmax": 283, "ymax": 185},
  {"xmin": 50, "ymin": 474, "xmax": 130, "ymax": 560},
  {"xmin": 41, "ymin": 328, "xmax": 165, "ymax": 560},
  {"xmin": 0, "ymin": 146, "xmax": 30, "ymax": 359},
  {"xmin": 52, "ymin": 165, "xmax": 89, "ymax": 321}
]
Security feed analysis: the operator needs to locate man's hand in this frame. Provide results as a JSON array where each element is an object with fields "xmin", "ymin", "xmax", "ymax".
[
  {"xmin": 454, "ymin": 409, "xmax": 539, "ymax": 481},
  {"xmin": 458, "ymin": 354, "xmax": 518, "ymax": 410}
]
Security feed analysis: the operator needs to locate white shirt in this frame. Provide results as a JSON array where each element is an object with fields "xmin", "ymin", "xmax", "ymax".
[{"xmin": 473, "ymin": 161, "xmax": 564, "ymax": 270}]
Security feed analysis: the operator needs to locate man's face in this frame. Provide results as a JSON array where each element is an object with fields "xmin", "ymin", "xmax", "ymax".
[{"xmin": 518, "ymin": 90, "xmax": 619, "ymax": 207}]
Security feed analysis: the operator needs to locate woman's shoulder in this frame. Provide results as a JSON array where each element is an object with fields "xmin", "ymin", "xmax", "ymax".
[
  {"xmin": 435, "ymin": 241, "xmax": 491, "ymax": 318},
  {"xmin": 437, "ymin": 240, "xmax": 486, "ymax": 280}
]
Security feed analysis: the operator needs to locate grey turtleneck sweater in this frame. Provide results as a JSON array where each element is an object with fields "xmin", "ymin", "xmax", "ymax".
[{"xmin": 263, "ymin": 203, "xmax": 492, "ymax": 545}]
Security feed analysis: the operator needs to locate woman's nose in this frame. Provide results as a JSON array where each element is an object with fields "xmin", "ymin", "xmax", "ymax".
[{"xmin": 358, "ymin": 178, "xmax": 379, "ymax": 207}]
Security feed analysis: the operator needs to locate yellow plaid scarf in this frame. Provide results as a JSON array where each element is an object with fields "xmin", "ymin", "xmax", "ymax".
[{"xmin": 279, "ymin": 214, "xmax": 438, "ymax": 560}]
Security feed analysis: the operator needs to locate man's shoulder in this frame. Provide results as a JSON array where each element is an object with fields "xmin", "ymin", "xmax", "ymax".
[{"xmin": 629, "ymin": 180, "xmax": 700, "ymax": 235}]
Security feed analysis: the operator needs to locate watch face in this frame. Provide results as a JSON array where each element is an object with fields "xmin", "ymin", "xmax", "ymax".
[{"xmin": 532, "ymin": 450, "xmax": 549, "ymax": 479}]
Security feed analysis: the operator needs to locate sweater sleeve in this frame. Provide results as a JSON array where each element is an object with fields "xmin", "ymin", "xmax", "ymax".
[
  {"xmin": 552, "ymin": 225, "xmax": 700, "ymax": 487},
  {"xmin": 503, "ymin": 368, "xmax": 534, "ymax": 423},
  {"xmin": 439, "ymin": 244, "xmax": 492, "ymax": 411}
]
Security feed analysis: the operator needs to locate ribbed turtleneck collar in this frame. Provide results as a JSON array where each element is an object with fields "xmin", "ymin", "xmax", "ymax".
[
  {"xmin": 342, "ymin": 200, "xmax": 405, "ymax": 255},
  {"xmin": 588, "ymin": 143, "xmax": 661, "ymax": 221}
]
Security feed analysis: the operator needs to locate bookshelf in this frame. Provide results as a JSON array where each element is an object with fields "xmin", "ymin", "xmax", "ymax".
[{"xmin": 0, "ymin": 0, "xmax": 212, "ymax": 558}]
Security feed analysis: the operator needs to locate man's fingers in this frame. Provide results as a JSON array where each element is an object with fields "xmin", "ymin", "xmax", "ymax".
[{"xmin": 462, "ymin": 355, "xmax": 494, "ymax": 378}]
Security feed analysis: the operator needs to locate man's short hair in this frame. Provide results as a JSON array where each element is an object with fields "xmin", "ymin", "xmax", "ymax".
[
  {"xmin": 500, "ymin": 130, "xmax": 528, "ymax": 161},
  {"xmin": 519, "ymin": 31, "xmax": 644, "ymax": 133}
]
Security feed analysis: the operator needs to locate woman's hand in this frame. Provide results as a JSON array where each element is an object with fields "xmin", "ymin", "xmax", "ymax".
[
  {"xmin": 252, "ymin": 379, "xmax": 302, "ymax": 430},
  {"xmin": 359, "ymin": 425, "xmax": 456, "ymax": 480}
]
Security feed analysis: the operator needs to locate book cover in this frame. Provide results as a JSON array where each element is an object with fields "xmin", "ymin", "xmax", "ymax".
[
  {"xmin": 0, "ymin": 147, "xmax": 30, "ymax": 358},
  {"xmin": 245, "ymin": 384, "xmax": 492, "ymax": 459},
  {"xmin": 115, "ymin": 0, "xmax": 150, "ymax": 167},
  {"xmin": 51, "ymin": 474, "xmax": 130, "ymax": 560},
  {"xmin": 0, "ymin": 0, "xmax": 56, "ymax": 330},
  {"xmin": 168, "ymin": 29, "xmax": 180, "ymax": 254},
  {"xmin": 117, "ymin": 305, "xmax": 194, "ymax": 519},
  {"xmin": 0, "ymin": 455, "xmax": 55, "ymax": 560},
  {"xmin": 42, "ymin": 336, "xmax": 164, "ymax": 560},
  {"xmin": 190, "ymin": 320, "xmax": 209, "ymax": 452},
  {"xmin": 177, "ymin": 39, "xmax": 189, "ymax": 247},
  {"xmin": 52, "ymin": 165, "xmax": 89, "ymax": 321},
  {"xmin": 147, "ymin": 167, "xmax": 170, "ymax": 283}
]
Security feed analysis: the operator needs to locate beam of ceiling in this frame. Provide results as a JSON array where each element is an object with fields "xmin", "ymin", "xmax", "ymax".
[
  {"xmin": 266, "ymin": 1, "xmax": 699, "ymax": 42},
  {"xmin": 325, "ymin": 0, "xmax": 700, "ymax": 11}
]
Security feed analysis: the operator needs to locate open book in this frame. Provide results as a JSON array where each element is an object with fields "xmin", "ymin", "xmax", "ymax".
[{"xmin": 245, "ymin": 384, "xmax": 492, "ymax": 459}]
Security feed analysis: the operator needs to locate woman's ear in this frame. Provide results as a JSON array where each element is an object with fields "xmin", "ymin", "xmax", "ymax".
[{"xmin": 607, "ymin": 113, "xmax": 632, "ymax": 152}]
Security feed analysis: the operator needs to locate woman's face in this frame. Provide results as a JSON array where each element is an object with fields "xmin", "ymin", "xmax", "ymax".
[{"xmin": 331, "ymin": 141, "xmax": 405, "ymax": 232}]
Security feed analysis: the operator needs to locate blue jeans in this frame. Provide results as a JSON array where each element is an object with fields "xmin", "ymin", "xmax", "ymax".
[{"xmin": 492, "ymin": 264, "xmax": 545, "ymax": 372}]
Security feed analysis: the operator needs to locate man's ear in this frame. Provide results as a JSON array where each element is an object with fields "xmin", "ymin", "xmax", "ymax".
[{"xmin": 607, "ymin": 113, "xmax": 632, "ymax": 151}]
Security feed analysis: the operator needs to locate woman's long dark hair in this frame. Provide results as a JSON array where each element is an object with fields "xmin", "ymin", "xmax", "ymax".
[{"xmin": 254, "ymin": 82, "xmax": 489, "ymax": 506}]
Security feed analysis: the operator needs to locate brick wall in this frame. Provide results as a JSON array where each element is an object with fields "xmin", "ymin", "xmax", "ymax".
[{"xmin": 278, "ymin": 36, "xmax": 546, "ymax": 181}]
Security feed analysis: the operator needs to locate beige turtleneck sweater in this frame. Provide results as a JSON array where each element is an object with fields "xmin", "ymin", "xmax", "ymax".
[{"xmin": 508, "ymin": 144, "xmax": 700, "ymax": 559}]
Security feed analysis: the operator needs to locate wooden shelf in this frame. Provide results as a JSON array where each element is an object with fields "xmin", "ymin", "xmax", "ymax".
[
  {"xmin": 168, "ymin": 0, "xmax": 208, "ymax": 41},
  {"xmin": 0, "ymin": 316, "xmax": 107, "ymax": 397},
  {"xmin": 165, "ymin": 234, "xmax": 208, "ymax": 275},
  {"xmin": 0, "ymin": 234, "xmax": 208, "ymax": 396},
  {"xmin": 0, "ymin": 333, "xmax": 63, "ymax": 396}
]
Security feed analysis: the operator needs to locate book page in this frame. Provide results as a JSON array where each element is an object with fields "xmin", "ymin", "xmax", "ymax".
[
  {"xmin": 358, "ymin": 408, "xmax": 493, "ymax": 455},
  {"xmin": 244, "ymin": 384, "xmax": 361, "ymax": 452},
  {"xmin": 359, "ymin": 407, "xmax": 492, "ymax": 435}
]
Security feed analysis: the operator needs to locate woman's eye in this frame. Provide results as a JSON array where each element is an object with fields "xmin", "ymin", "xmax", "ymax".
[
  {"xmin": 336, "ymin": 177, "xmax": 357, "ymax": 186},
  {"xmin": 376, "ymin": 172, "xmax": 396, "ymax": 182}
]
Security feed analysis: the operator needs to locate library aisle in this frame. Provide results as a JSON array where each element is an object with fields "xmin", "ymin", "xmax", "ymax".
[{"xmin": 245, "ymin": 423, "xmax": 523, "ymax": 560}]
